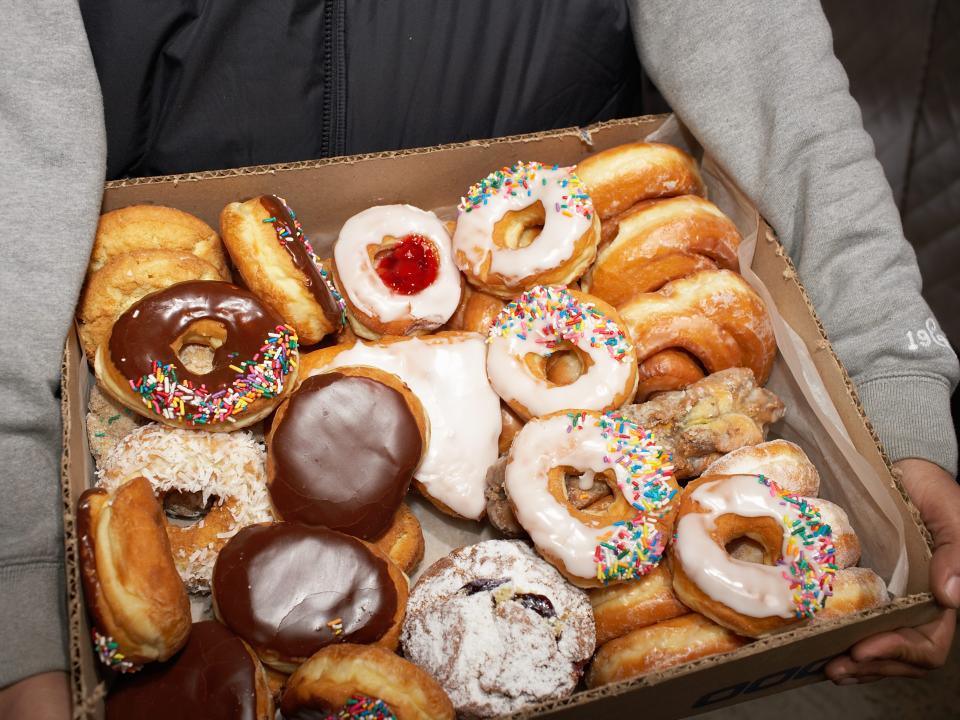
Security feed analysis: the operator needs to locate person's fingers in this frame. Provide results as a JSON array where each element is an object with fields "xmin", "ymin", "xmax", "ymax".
[
  {"xmin": 849, "ymin": 609, "xmax": 955, "ymax": 669},
  {"xmin": 827, "ymin": 653, "xmax": 927, "ymax": 684},
  {"xmin": 0, "ymin": 671, "xmax": 70, "ymax": 720}
]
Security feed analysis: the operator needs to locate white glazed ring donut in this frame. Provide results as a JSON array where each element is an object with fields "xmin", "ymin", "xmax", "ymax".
[
  {"xmin": 333, "ymin": 204, "xmax": 462, "ymax": 339},
  {"xmin": 504, "ymin": 410, "xmax": 679, "ymax": 587},
  {"xmin": 453, "ymin": 162, "xmax": 600, "ymax": 298},
  {"xmin": 486, "ymin": 286, "xmax": 638, "ymax": 420}
]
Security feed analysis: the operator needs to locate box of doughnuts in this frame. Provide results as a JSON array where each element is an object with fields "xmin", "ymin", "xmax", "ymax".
[{"xmin": 61, "ymin": 113, "xmax": 936, "ymax": 719}]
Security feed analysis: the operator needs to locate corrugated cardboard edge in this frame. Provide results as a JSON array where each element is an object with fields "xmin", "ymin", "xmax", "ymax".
[
  {"xmin": 101, "ymin": 116, "xmax": 681, "ymax": 189},
  {"xmin": 762, "ymin": 230, "xmax": 933, "ymax": 551}
]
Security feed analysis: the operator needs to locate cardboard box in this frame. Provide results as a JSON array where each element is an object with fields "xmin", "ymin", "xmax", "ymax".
[{"xmin": 61, "ymin": 114, "xmax": 936, "ymax": 719}]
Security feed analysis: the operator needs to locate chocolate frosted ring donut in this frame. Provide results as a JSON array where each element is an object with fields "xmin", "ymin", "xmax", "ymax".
[
  {"xmin": 95, "ymin": 280, "xmax": 299, "ymax": 430},
  {"xmin": 212, "ymin": 523, "xmax": 407, "ymax": 673},
  {"xmin": 267, "ymin": 366, "xmax": 427, "ymax": 540}
]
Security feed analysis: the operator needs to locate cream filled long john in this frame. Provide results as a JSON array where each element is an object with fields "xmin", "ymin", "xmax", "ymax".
[
  {"xmin": 300, "ymin": 333, "xmax": 501, "ymax": 519},
  {"xmin": 334, "ymin": 204, "xmax": 461, "ymax": 327}
]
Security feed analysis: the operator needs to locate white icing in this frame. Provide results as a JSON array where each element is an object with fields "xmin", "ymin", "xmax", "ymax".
[
  {"xmin": 453, "ymin": 164, "xmax": 592, "ymax": 282},
  {"xmin": 309, "ymin": 335, "xmax": 501, "ymax": 519},
  {"xmin": 673, "ymin": 474, "xmax": 832, "ymax": 619},
  {"xmin": 334, "ymin": 204, "xmax": 461, "ymax": 325},
  {"xmin": 504, "ymin": 414, "xmax": 641, "ymax": 580}
]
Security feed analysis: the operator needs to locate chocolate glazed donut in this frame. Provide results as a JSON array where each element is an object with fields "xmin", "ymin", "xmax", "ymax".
[
  {"xmin": 212, "ymin": 523, "xmax": 407, "ymax": 673},
  {"xmin": 106, "ymin": 621, "xmax": 273, "ymax": 720},
  {"xmin": 267, "ymin": 370, "xmax": 424, "ymax": 539}
]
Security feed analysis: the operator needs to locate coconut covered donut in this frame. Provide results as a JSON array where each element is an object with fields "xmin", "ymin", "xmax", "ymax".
[
  {"xmin": 95, "ymin": 280, "xmax": 299, "ymax": 430},
  {"xmin": 220, "ymin": 195, "xmax": 346, "ymax": 344},
  {"xmin": 452, "ymin": 162, "xmax": 600, "ymax": 298},
  {"xmin": 333, "ymin": 204, "xmax": 462, "ymax": 338},
  {"xmin": 486, "ymin": 286, "xmax": 638, "ymax": 420},
  {"xmin": 281, "ymin": 644, "xmax": 454, "ymax": 720},
  {"xmin": 97, "ymin": 423, "xmax": 273, "ymax": 591},
  {"xmin": 504, "ymin": 410, "xmax": 679, "ymax": 587},
  {"xmin": 670, "ymin": 473, "xmax": 842, "ymax": 637},
  {"xmin": 77, "ymin": 477, "xmax": 191, "ymax": 672},
  {"xmin": 400, "ymin": 540, "xmax": 595, "ymax": 719}
]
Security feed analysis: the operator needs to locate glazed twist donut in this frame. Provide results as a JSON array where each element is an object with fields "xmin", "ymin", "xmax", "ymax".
[
  {"xmin": 619, "ymin": 269, "xmax": 776, "ymax": 400},
  {"xmin": 220, "ymin": 195, "xmax": 346, "ymax": 344},
  {"xmin": 582, "ymin": 195, "xmax": 742, "ymax": 307},
  {"xmin": 504, "ymin": 410, "xmax": 679, "ymax": 587},
  {"xmin": 77, "ymin": 478, "xmax": 191, "ymax": 672},
  {"xmin": 333, "ymin": 204, "xmax": 462, "ymax": 338},
  {"xmin": 280, "ymin": 644, "xmax": 455, "ymax": 720},
  {"xmin": 574, "ymin": 142, "xmax": 705, "ymax": 224},
  {"xmin": 452, "ymin": 162, "xmax": 600, "ymax": 298},
  {"xmin": 486, "ymin": 286, "xmax": 638, "ymax": 420},
  {"xmin": 670, "ymin": 472, "xmax": 843, "ymax": 638},
  {"xmin": 95, "ymin": 280, "xmax": 299, "ymax": 430}
]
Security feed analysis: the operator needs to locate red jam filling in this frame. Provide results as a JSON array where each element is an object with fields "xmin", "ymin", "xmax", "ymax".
[{"xmin": 375, "ymin": 234, "xmax": 439, "ymax": 295}]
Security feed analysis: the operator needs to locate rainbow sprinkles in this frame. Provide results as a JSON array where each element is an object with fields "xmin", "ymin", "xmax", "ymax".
[{"xmin": 458, "ymin": 160, "xmax": 593, "ymax": 220}]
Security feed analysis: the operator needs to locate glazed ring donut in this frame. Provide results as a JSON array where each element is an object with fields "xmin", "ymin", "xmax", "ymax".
[
  {"xmin": 267, "ymin": 366, "xmax": 428, "ymax": 540},
  {"xmin": 78, "ymin": 249, "xmax": 225, "ymax": 361},
  {"xmin": 702, "ymin": 440, "xmax": 821, "ymax": 496},
  {"xmin": 298, "ymin": 332, "xmax": 501, "ymax": 521},
  {"xmin": 589, "ymin": 563, "xmax": 688, "ymax": 646},
  {"xmin": 633, "ymin": 349, "xmax": 706, "ymax": 401},
  {"xmin": 574, "ymin": 142, "xmax": 705, "ymax": 224},
  {"xmin": 586, "ymin": 613, "xmax": 747, "ymax": 687},
  {"xmin": 582, "ymin": 195, "xmax": 742, "ymax": 307},
  {"xmin": 105, "ymin": 621, "xmax": 274, "ymax": 720},
  {"xmin": 333, "ymin": 204, "xmax": 462, "ymax": 339},
  {"xmin": 504, "ymin": 410, "xmax": 679, "ymax": 587},
  {"xmin": 220, "ymin": 195, "xmax": 346, "ymax": 344},
  {"xmin": 97, "ymin": 423, "xmax": 273, "ymax": 592},
  {"xmin": 486, "ymin": 286, "xmax": 638, "ymax": 420},
  {"xmin": 619, "ymin": 269, "xmax": 776, "ymax": 400},
  {"xmin": 445, "ymin": 285, "xmax": 504, "ymax": 334},
  {"xmin": 281, "ymin": 644, "xmax": 455, "ymax": 720},
  {"xmin": 452, "ymin": 161, "xmax": 600, "ymax": 298},
  {"xmin": 212, "ymin": 523, "xmax": 408, "ymax": 673},
  {"xmin": 77, "ymin": 478, "xmax": 191, "ymax": 672},
  {"xmin": 95, "ymin": 280, "xmax": 299, "ymax": 430},
  {"xmin": 372, "ymin": 502, "xmax": 425, "ymax": 575},
  {"xmin": 670, "ymin": 473, "xmax": 841, "ymax": 638},
  {"xmin": 90, "ymin": 204, "xmax": 230, "ymax": 278}
]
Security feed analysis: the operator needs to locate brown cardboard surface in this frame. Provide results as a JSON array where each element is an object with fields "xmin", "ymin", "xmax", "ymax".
[{"xmin": 63, "ymin": 114, "xmax": 936, "ymax": 719}]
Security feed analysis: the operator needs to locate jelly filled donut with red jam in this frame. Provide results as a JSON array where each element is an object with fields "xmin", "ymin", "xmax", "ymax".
[
  {"xmin": 332, "ymin": 204, "xmax": 462, "ymax": 339},
  {"xmin": 212, "ymin": 523, "xmax": 407, "ymax": 673},
  {"xmin": 106, "ymin": 621, "xmax": 274, "ymax": 720},
  {"xmin": 95, "ymin": 280, "xmax": 299, "ymax": 431},
  {"xmin": 221, "ymin": 195, "xmax": 346, "ymax": 344},
  {"xmin": 267, "ymin": 366, "xmax": 428, "ymax": 540}
]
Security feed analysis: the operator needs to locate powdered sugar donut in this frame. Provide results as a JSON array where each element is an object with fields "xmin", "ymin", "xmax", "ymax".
[
  {"xmin": 98, "ymin": 423, "xmax": 273, "ymax": 591},
  {"xmin": 486, "ymin": 286, "xmax": 638, "ymax": 420},
  {"xmin": 505, "ymin": 411, "xmax": 679, "ymax": 587},
  {"xmin": 401, "ymin": 540, "xmax": 594, "ymax": 719},
  {"xmin": 453, "ymin": 162, "xmax": 600, "ymax": 298},
  {"xmin": 333, "ymin": 204, "xmax": 462, "ymax": 339},
  {"xmin": 671, "ymin": 473, "xmax": 840, "ymax": 637}
]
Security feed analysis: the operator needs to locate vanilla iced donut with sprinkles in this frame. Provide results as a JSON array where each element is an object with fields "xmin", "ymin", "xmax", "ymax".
[
  {"xmin": 670, "ymin": 473, "xmax": 839, "ymax": 638},
  {"xmin": 486, "ymin": 286, "xmax": 638, "ymax": 420},
  {"xmin": 452, "ymin": 162, "xmax": 601, "ymax": 298},
  {"xmin": 504, "ymin": 410, "xmax": 679, "ymax": 588},
  {"xmin": 333, "ymin": 204, "xmax": 462, "ymax": 339}
]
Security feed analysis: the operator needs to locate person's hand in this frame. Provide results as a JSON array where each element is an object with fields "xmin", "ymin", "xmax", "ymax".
[
  {"xmin": 0, "ymin": 671, "xmax": 70, "ymax": 720},
  {"xmin": 825, "ymin": 458, "xmax": 960, "ymax": 684}
]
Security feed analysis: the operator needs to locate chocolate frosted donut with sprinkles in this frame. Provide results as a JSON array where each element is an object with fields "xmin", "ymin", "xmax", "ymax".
[
  {"xmin": 485, "ymin": 285, "xmax": 638, "ymax": 420},
  {"xmin": 452, "ymin": 162, "xmax": 601, "ymax": 298},
  {"xmin": 95, "ymin": 280, "xmax": 299, "ymax": 431}
]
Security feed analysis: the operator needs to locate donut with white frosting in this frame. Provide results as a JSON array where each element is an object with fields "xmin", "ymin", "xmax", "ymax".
[
  {"xmin": 504, "ymin": 410, "xmax": 679, "ymax": 587},
  {"xmin": 486, "ymin": 286, "xmax": 638, "ymax": 420},
  {"xmin": 670, "ymin": 473, "xmax": 840, "ymax": 638},
  {"xmin": 333, "ymin": 204, "xmax": 462, "ymax": 339},
  {"xmin": 298, "ymin": 332, "xmax": 501, "ymax": 520},
  {"xmin": 453, "ymin": 162, "xmax": 601, "ymax": 298}
]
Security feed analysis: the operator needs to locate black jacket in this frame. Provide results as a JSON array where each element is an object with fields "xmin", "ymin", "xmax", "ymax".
[{"xmin": 80, "ymin": 0, "xmax": 666, "ymax": 179}]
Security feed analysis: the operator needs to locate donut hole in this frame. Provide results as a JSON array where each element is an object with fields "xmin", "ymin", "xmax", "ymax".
[
  {"xmin": 548, "ymin": 466, "xmax": 630, "ymax": 527},
  {"xmin": 172, "ymin": 320, "xmax": 228, "ymax": 375},
  {"xmin": 714, "ymin": 515, "xmax": 783, "ymax": 566},
  {"xmin": 176, "ymin": 344, "xmax": 216, "ymax": 374},
  {"xmin": 526, "ymin": 342, "xmax": 594, "ymax": 386},
  {"xmin": 493, "ymin": 202, "xmax": 546, "ymax": 250},
  {"xmin": 162, "ymin": 489, "xmax": 216, "ymax": 523}
]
